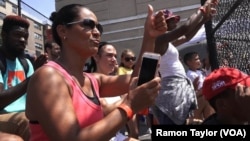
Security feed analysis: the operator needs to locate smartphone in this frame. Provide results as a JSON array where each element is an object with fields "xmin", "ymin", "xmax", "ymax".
[{"xmin": 137, "ymin": 52, "xmax": 161, "ymax": 86}]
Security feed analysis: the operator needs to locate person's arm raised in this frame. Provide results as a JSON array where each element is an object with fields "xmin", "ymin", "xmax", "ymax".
[
  {"xmin": 172, "ymin": 0, "xmax": 218, "ymax": 47},
  {"xmin": 155, "ymin": 0, "xmax": 218, "ymax": 54},
  {"xmin": 132, "ymin": 4, "xmax": 167, "ymax": 78}
]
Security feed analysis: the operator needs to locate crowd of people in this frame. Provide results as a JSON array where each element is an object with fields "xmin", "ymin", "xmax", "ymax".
[{"xmin": 2, "ymin": 0, "xmax": 250, "ymax": 141}]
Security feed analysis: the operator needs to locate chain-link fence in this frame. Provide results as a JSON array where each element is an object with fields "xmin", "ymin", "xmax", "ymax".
[{"xmin": 204, "ymin": 0, "xmax": 250, "ymax": 74}]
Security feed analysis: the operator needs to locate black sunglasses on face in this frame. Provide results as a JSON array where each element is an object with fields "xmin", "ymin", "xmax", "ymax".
[
  {"xmin": 125, "ymin": 57, "xmax": 136, "ymax": 62},
  {"xmin": 67, "ymin": 19, "xmax": 103, "ymax": 34}
]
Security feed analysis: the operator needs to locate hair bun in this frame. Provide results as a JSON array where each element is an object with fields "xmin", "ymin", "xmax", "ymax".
[{"xmin": 49, "ymin": 12, "xmax": 57, "ymax": 22}]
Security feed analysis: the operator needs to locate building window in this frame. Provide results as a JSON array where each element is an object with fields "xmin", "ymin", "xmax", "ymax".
[
  {"xmin": 34, "ymin": 33, "xmax": 43, "ymax": 41},
  {"xmin": 12, "ymin": 5, "xmax": 17, "ymax": 14},
  {"xmin": 0, "ymin": 0, "xmax": 6, "ymax": 8},
  {"xmin": 34, "ymin": 22, "xmax": 41, "ymax": 30},
  {"xmin": 0, "ymin": 12, "xmax": 6, "ymax": 20},
  {"xmin": 35, "ymin": 42, "xmax": 43, "ymax": 50}
]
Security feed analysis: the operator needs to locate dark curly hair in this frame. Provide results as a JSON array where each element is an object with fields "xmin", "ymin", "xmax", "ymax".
[{"xmin": 1, "ymin": 15, "xmax": 30, "ymax": 34}]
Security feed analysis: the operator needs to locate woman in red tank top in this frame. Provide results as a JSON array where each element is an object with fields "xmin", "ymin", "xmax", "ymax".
[{"xmin": 25, "ymin": 4, "xmax": 166, "ymax": 141}]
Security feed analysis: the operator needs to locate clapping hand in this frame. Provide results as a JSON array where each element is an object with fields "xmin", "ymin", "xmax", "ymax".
[{"xmin": 33, "ymin": 53, "xmax": 49, "ymax": 70}]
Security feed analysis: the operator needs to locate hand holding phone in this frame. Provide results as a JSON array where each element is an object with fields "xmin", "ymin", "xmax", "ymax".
[
  {"xmin": 137, "ymin": 52, "xmax": 161, "ymax": 86},
  {"xmin": 137, "ymin": 52, "xmax": 161, "ymax": 115}
]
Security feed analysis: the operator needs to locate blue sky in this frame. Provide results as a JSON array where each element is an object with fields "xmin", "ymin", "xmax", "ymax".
[{"xmin": 22, "ymin": 0, "xmax": 55, "ymax": 18}]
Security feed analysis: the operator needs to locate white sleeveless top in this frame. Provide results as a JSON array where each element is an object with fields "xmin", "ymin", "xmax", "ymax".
[{"xmin": 159, "ymin": 43, "xmax": 186, "ymax": 78}]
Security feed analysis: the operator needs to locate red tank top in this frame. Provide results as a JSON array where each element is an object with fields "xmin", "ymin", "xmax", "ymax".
[{"xmin": 29, "ymin": 61, "xmax": 103, "ymax": 141}]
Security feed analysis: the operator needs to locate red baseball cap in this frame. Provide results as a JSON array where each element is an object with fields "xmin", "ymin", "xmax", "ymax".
[
  {"xmin": 202, "ymin": 67, "xmax": 250, "ymax": 100},
  {"xmin": 162, "ymin": 9, "xmax": 180, "ymax": 23}
]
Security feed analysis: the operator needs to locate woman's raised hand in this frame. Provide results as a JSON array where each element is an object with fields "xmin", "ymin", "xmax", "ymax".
[{"xmin": 144, "ymin": 4, "xmax": 168, "ymax": 39}]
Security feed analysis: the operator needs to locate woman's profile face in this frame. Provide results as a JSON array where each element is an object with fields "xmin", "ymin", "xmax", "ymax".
[{"xmin": 63, "ymin": 7, "xmax": 102, "ymax": 57}]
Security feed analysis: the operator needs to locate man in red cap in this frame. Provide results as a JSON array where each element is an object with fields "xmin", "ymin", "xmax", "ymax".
[{"xmin": 202, "ymin": 67, "xmax": 250, "ymax": 124}]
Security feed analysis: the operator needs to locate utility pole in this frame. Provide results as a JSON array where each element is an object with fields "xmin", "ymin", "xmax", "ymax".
[{"xmin": 18, "ymin": 0, "xmax": 21, "ymax": 16}]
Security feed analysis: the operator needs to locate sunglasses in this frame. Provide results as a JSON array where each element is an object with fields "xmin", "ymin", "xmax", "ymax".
[
  {"xmin": 67, "ymin": 19, "xmax": 103, "ymax": 34},
  {"xmin": 125, "ymin": 57, "xmax": 136, "ymax": 62}
]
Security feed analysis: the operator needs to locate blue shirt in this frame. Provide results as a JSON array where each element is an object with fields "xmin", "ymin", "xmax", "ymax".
[{"xmin": 0, "ymin": 58, "xmax": 34, "ymax": 113}]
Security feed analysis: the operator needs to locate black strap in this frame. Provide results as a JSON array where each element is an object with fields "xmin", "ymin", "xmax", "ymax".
[
  {"xmin": 0, "ymin": 49, "xmax": 29, "ymax": 77},
  {"xmin": 0, "ymin": 49, "xmax": 7, "ymax": 76},
  {"xmin": 18, "ymin": 57, "xmax": 29, "ymax": 77}
]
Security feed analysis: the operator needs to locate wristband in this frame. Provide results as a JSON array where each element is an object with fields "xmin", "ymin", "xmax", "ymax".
[
  {"xmin": 118, "ymin": 104, "xmax": 134, "ymax": 120},
  {"xmin": 199, "ymin": 6, "xmax": 206, "ymax": 14}
]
